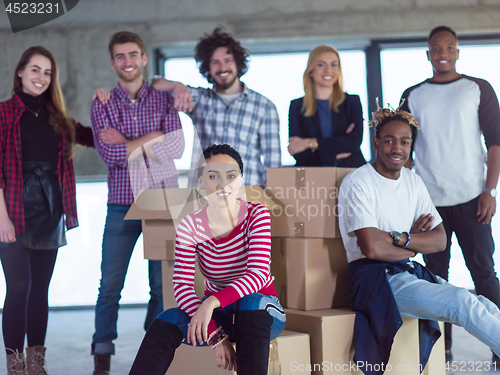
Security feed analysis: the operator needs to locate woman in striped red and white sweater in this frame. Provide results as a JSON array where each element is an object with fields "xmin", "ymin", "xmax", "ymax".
[{"xmin": 129, "ymin": 144, "xmax": 286, "ymax": 375}]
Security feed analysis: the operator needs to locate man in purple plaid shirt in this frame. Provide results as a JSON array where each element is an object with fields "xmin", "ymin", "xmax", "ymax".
[
  {"xmin": 90, "ymin": 31, "xmax": 184, "ymax": 375},
  {"xmin": 152, "ymin": 26, "xmax": 281, "ymax": 187}
]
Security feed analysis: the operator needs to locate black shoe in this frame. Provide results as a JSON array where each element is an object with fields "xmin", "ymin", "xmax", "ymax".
[
  {"xmin": 93, "ymin": 353, "xmax": 111, "ymax": 375},
  {"xmin": 445, "ymin": 350, "xmax": 453, "ymax": 363}
]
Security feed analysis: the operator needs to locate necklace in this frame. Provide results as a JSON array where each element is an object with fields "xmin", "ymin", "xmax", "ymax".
[{"xmin": 24, "ymin": 105, "xmax": 42, "ymax": 117}]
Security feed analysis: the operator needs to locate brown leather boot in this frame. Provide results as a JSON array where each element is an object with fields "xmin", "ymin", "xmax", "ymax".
[
  {"xmin": 6, "ymin": 349, "xmax": 27, "ymax": 375},
  {"xmin": 93, "ymin": 353, "xmax": 111, "ymax": 375},
  {"xmin": 25, "ymin": 346, "xmax": 48, "ymax": 375}
]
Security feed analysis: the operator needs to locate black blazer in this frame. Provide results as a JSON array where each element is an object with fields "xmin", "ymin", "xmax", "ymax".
[{"xmin": 288, "ymin": 94, "xmax": 366, "ymax": 168}]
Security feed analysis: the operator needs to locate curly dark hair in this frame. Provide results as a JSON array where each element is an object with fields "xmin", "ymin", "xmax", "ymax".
[
  {"xmin": 197, "ymin": 144, "xmax": 244, "ymax": 178},
  {"xmin": 194, "ymin": 26, "xmax": 250, "ymax": 84}
]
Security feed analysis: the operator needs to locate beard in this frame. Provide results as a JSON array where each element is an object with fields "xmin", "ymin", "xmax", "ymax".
[{"xmin": 212, "ymin": 71, "xmax": 238, "ymax": 91}]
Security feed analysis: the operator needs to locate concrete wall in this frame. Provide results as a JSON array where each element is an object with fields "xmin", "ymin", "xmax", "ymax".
[{"xmin": 1, "ymin": 0, "xmax": 499, "ymax": 176}]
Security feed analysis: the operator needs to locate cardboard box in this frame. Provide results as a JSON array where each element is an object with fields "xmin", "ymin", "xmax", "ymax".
[
  {"xmin": 273, "ymin": 330, "xmax": 311, "ymax": 375},
  {"xmin": 124, "ymin": 188, "xmax": 176, "ymax": 261},
  {"xmin": 125, "ymin": 186, "xmax": 277, "ymax": 261},
  {"xmin": 161, "ymin": 260, "xmax": 176, "ymax": 309},
  {"xmin": 142, "ymin": 221, "xmax": 176, "ymax": 260},
  {"xmin": 284, "ymin": 308, "xmax": 420, "ymax": 375},
  {"xmin": 422, "ymin": 322, "xmax": 445, "ymax": 375},
  {"xmin": 168, "ymin": 329, "xmax": 311, "ymax": 375},
  {"xmin": 266, "ymin": 167, "xmax": 354, "ymax": 238},
  {"xmin": 271, "ymin": 238, "xmax": 349, "ymax": 310}
]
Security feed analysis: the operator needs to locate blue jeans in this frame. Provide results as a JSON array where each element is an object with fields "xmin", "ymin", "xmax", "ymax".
[
  {"xmin": 157, "ymin": 293, "xmax": 286, "ymax": 345},
  {"xmin": 92, "ymin": 205, "xmax": 163, "ymax": 355},
  {"xmin": 387, "ymin": 270, "xmax": 500, "ymax": 356}
]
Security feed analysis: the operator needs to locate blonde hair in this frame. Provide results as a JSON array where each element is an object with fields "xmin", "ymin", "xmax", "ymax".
[
  {"xmin": 370, "ymin": 98, "xmax": 419, "ymax": 137},
  {"xmin": 302, "ymin": 45, "xmax": 345, "ymax": 116}
]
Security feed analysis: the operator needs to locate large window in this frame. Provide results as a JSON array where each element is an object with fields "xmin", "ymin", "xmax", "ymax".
[
  {"xmin": 167, "ymin": 40, "xmax": 500, "ymax": 292},
  {"xmin": 381, "ymin": 43, "xmax": 500, "ymax": 108}
]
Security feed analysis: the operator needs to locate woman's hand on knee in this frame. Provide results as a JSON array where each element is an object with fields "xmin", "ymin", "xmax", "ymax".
[
  {"xmin": 188, "ymin": 296, "xmax": 221, "ymax": 346},
  {"xmin": 214, "ymin": 339, "xmax": 236, "ymax": 372}
]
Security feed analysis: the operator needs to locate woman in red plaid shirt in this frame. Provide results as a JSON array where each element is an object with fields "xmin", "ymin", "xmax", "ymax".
[{"xmin": 0, "ymin": 46, "xmax": 114, "ymax": 375}]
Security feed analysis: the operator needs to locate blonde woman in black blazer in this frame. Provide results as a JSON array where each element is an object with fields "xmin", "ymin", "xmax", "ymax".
[{"xmin": 288, "ymin": 45, "xmax": 366, "ymax": 168}]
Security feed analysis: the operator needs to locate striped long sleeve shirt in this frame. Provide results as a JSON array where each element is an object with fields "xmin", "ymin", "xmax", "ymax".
[{"xmin": 173, "ymin": 201, "xmax": 277, "ymax": 334}]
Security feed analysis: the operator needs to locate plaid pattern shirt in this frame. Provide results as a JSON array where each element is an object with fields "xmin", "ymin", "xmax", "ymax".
[
  {"xmin": 91, "ymin": 82, "xmax": 184, "ymax": 205},
  {"xmin": 75, "ymin": 123, "xmax": 94, "ymax": 148},
  {"xmin": 0, "ymin": 93, "xmax": 79, "ymax": 234},
  {"xmin": 187, "ymin": 84, "xmax": 281, "ymax": 187}
]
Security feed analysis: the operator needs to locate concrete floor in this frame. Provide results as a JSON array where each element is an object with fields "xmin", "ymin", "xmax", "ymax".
[
  {"xmin": 0, "ymin": 306, "xmax": 145, "ymax": 375},
  {"xmin": 0, "ymin": 306, "xmax": 498, "ymax": 375}
]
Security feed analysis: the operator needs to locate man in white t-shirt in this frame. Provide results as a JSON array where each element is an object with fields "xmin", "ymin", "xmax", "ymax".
[{"xmin": 338, "ymin": 104, "xmax": 500, "ymax": 372}]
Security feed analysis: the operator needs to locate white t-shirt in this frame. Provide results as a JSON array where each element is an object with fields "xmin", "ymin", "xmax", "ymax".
[
  {"xmin": 338, "ymin": 164, "xmax": 442, "ymax": 263},
  {"xmin": 216, "ymin": 92, "xmax": 242, "ymax": 106}
]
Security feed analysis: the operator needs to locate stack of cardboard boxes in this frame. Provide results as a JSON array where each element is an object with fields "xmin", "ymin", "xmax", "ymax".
[
  {"xmin": 265, "ymin": 167, "xmax": 445, "ymax": 375},
  {"xmin": 266, "ymin": 167, "xmax": 352, "ymax": 311}
]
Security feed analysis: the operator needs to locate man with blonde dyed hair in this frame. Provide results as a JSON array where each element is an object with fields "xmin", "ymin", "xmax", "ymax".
[{"xmin": 339, "ymin": 106, "xmax": 500, "ymax": 374}]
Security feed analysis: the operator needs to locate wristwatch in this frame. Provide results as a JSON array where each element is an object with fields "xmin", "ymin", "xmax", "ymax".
[
  {"xmin": 483, "ymin": 188, "xmax": 497, "ymax": 198},
  {"xmin": 389, "ymin": 231, "xmax": 402, "ymax": 246}
]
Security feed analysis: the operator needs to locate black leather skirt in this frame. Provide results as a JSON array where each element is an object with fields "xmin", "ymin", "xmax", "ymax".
[{"xmin": 0, "ymin": 161, "xmax": 66, "ymax": 250}]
